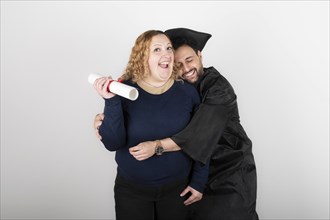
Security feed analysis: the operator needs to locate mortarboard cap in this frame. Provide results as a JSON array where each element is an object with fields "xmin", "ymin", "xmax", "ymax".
[{"xmin": 165, "ymin": 28, "xmax": 212, "ymax": 51}]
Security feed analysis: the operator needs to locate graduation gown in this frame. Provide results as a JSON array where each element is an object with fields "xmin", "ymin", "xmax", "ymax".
[{"xmin": 172, "ymin": 67, "xmax": 258, "ymax": 220}]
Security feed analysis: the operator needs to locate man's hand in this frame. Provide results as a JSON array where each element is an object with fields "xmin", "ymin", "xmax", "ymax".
[
  {"xmin": 129, "ymin": 141, "xmax": 156, "ymax": 161},
  {"xmin": 94, "ymin": 113, "xmax": 104, "ymax": 140},
  {"xmin": 180, "ymin": 186, "xmax": 203, "ymax": 206}
]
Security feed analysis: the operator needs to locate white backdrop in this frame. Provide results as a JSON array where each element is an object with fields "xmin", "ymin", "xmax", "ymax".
[{"xmin": 1, "ymin": 1, "xmax": 329, "ymax": 220}]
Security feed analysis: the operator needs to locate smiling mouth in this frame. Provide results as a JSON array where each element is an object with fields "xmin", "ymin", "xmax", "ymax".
[
  {"xmin": 183, "ymin": 69, "xmax": 195, "ymax": 78},
  {"xmin": 159, "ymin": 62, "xmax": 170, "ymax": 69}
]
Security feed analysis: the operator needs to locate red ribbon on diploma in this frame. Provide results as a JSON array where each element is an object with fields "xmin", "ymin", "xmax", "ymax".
[{"xmin": 106, "ymin": 78, "xmax": 123, "ymax": 92}]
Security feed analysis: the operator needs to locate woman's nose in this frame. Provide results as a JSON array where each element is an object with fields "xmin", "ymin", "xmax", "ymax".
[{"xmin": 162, "ymin": 49, "xmax": 172, "ymax": 57}]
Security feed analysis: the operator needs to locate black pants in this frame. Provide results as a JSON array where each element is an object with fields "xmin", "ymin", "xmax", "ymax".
[{"xmin": 114, "ymin": 175, "xmax": 190, "ymax": 220}]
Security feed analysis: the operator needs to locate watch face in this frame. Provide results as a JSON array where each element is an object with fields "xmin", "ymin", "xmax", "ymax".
[{"xmin": 156, "ymin": 146, "xmax": 164, "ymax": 155}]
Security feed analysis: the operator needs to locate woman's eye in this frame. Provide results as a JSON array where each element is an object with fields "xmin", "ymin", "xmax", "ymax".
[
  {"xmin": 167, "ymin": 46, "xmax": 173, "ymax": 51},
  {"xmin": 154, "ymin": 48, "xmax": 161, "ymax": 52}
]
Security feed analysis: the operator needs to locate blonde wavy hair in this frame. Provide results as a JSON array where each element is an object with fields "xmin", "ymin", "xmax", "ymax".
[{"xmin": 119, "ymin": 30, "xmax": 179, "ymax": 82}]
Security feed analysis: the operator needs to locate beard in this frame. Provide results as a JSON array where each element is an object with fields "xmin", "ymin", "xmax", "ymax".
[{"xmin": 182, "ymin": 66, "xmax": 204, "ymax": 84}]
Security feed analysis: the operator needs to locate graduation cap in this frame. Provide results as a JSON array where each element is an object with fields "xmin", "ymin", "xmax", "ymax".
[{"xmin": 165, "ymin": 28, "xmax": 212, "ymax": 51}]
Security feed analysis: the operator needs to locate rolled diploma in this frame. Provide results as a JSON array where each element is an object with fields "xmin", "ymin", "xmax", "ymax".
[{"xmin": 88, "ymin": 73, "xmax": 139, "ymax": 101}]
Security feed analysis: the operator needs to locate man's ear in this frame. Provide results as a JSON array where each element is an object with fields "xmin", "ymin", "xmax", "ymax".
[{"xmin": 197, "ymin": 50, "xmax": 203, "ymax": 61}]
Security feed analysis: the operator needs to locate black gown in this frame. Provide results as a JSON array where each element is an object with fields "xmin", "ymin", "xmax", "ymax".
[{"xmin": 172, "ymin": 67, "xmax": 259, "ymax": 220}]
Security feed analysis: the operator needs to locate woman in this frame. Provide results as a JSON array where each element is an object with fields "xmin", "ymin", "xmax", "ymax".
[{"xmin": 93, "ymin": 30, "xmax": 208, "ymax": 220}]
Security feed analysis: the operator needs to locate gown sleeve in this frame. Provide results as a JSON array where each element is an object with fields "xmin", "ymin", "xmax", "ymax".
[{"xmin": 171, "ymin": 74, "xmax": 236, "ymax": 164}]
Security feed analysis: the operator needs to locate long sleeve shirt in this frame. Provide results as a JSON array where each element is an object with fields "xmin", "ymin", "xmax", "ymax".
[{"xmin": 99, "ymin": 80, "xmax": 209, "ymax": 192}]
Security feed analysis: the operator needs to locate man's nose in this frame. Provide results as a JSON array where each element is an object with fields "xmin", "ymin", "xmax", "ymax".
[{"xmin": 182, "ymin": 63, "xmax": 190, "ymax": 72}]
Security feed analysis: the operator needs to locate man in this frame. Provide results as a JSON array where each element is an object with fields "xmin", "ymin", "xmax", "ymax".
[{"xmin": 94, "ymin": 28, "xmax": 259, "ymax": 220}]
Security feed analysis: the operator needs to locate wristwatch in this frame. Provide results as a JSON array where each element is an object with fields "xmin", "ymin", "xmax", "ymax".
[{"xmin": 155, "ymin": 140, "xmax": 164, "ymax": 156}]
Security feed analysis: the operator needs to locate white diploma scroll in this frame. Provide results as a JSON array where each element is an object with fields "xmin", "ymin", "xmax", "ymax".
[{"xmin": 88, "ymin": 73, "xmax": 139, "ymax": 101}]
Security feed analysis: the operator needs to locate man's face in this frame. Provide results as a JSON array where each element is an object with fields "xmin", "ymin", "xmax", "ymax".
[{"xmin": 174, "ymin": 45, "xmax": 204, "ymax": 83}]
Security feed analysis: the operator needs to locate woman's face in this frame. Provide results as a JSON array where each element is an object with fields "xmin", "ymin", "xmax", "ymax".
[{"xmin": 147, "ymin": 34, "xmax": 174, "ymax": 82}]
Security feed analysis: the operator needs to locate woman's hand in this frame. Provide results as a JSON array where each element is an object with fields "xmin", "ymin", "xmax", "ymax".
[
  {"xmin": 181, "ymin": 186, "xmax": 203, "ymax": 206},
  {"xmin": 93, "ymin": 77, "xmax": 116, "ymax": 99}
]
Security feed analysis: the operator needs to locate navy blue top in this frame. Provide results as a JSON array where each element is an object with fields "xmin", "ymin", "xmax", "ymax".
[{"xmin": 99, "ymin": 80, "xmax": 209, "ymax": 192}]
